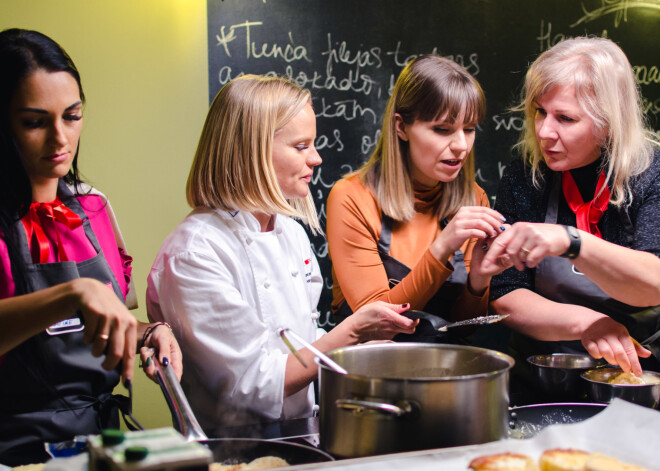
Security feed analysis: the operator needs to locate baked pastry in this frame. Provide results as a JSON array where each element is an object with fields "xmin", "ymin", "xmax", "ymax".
[
  {"xmin": 585, "ymin": 452, "xmax": 650, "ymax": 471},
  {"xmin": 539, "ymin": 448, "xmax": 590, "ymax": 471},
  {"xmin": 469, "ymin": 452, "xmax": 540, "ymax": 470}
]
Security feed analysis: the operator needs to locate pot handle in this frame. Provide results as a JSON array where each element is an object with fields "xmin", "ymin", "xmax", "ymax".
[{"xmin": 335, "ymin": 398, "xmax": 413, "ymax": 417}]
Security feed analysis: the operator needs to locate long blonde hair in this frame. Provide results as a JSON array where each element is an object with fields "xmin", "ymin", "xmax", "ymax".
[
  {"xmin": 516, "ymin": 36, "xmax": 659, "ymax": 206},
  {"xmin": 186, "ymin": 75, "xmax": 320, "ymax": 233},
  {"xmin": 358, "ymin": 54, "xmax": 486, "ymax": 222}
]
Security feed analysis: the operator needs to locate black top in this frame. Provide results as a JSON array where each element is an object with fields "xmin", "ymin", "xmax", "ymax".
[{"xmin": 490, "ymin": 147, "xmax": 660, "ymax": 301}]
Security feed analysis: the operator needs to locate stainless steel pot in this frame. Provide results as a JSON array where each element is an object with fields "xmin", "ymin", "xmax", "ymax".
[{"xmin": 318, "ymin": 343, "xmax": 515, "ymax": 458}]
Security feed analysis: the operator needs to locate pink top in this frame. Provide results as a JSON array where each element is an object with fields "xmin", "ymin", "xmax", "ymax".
[{"xmin": 0, "ymin": 194, "xmax": 133, "ymax": 301}]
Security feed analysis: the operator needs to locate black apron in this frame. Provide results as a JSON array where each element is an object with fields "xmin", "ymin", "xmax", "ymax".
[
  {"xmin": 0, "ymin": 181, "xmax": 128, "ymax": 467},
  {"xmin": 333, "ymin": 214, "xmax": 468, "ymax": 343},
  {"xmin": 510, "ymin": 175, "xmax": 660, "ymax": 402}
]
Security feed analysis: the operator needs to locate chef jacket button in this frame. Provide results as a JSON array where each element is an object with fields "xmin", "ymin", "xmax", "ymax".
[
  {"xmin": 264, "ymin": 281, "xmax": 270, "ymax": 289},
  {"xmin": 276, "ymin": 227, "xmax": 283, "ymax": 234},
  {"xmin": 291, "ymin": 270, "xmax": 298, "ymax": 277},
  {"xmin": 312, "ymin": 404, "xmax": 320, "ymax": 414},
  {"xmin": 311, "ymin": 311, "xmax": 319, "ymax": 320},
  {"xmin": 245, "ymin": 237, "xmax": 253, "ymax": 244}
]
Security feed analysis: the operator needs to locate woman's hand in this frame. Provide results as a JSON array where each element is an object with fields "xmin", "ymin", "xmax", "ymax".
[
  {"xmin": 430, "ymin": 206, "xmax": 506, "ymax": 263},
  {"xmin": 468, "ymin": 231, "xmax": 514, "ymax": 293},
  {"xmin": 581, "ymin": 317, "xmax": 651, "ymax": 376},
  {"xmin": 73, "ymin": 278, "xmax": 138, "ymax": 384},
  {"xmin": 139, "ymin": 323, "xmax": 183, "ymax": 381},
  {"xmin": 348, "ymin": 301, "xmax": 418, "ymax": 343},
  {"xmin": 481, "ymin": 222, "xmax": 569, "ymax": 272}
]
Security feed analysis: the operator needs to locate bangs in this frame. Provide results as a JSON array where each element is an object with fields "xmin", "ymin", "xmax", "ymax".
[{"xmin": 414, "ymin": 74, "xmax": 485, "ymax": 125}]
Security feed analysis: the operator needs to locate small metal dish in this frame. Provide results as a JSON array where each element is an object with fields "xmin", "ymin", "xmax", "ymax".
[
  {"xmin": 581, "ymin": 367, "xmax": 660, "ymax": 409},
  {"xmin": 527, "ymin": 353, "xmax": 606, "ymax": 401}
]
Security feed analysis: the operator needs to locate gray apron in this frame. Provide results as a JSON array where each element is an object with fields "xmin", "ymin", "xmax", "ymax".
[
  {"xmin": 334, "ymin": 214, "xmax": 468, "ymax": 343},
  {"xmin": 0, "ymin": 181, "xmax": 128, "ymax": 467},
  {"xmin": 511, "ymin": 174, "xmax": 660, "ymax": 392}
]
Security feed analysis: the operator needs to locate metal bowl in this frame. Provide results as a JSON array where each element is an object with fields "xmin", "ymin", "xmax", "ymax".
[
  {"xmin": 527, "ymin": 353, "xmax": 606, "ymax": 401},
  {"xmin": 581, "ymin": 367, "xmax": 660, "ymax": 409}
]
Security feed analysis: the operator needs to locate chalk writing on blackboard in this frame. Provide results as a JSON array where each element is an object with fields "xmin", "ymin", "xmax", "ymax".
[{"xmin": 207, "ymin": 0, "xmax": 660, "ymax": 325}]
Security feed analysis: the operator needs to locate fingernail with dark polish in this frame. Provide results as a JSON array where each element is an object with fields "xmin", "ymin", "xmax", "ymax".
[
  {"xmin": 500, "ymin": 226, "xmax": 506, "ymax": 231},
  {"xmin": 145, "ymin": 356, "xmax": 152, "ymax": 367},
  {"xmin": 124, "ymin": 378, "xmax": 131, "ymax": 389},
  {"xmin": 482, "ymin": 243, "xmax": 489, "ymax": 250},
  {"xmin": 163, "ymin": 357, "xmax": 169, "ymax": 366},
  {"xmin": 402, "ymin": 303, "xmax": 410, "ymax": 309}
]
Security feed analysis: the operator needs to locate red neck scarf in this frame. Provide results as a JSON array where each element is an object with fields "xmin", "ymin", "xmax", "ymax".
[
  {"xmin": 561, "ymin": 169, "xmax": 610, "ymax": 238},
  {"xmin": 21, "ymin": 198, "xmax": 83, "ymax": 263}
]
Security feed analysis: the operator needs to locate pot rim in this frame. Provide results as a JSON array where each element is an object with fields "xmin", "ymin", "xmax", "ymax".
[
  {"xmin": 526, "ymin": 353, "xmax": 605, "ymax": 369},
  {"xmin": 319, "ymin": 342, "xmax": 515, "ymax": 381}
]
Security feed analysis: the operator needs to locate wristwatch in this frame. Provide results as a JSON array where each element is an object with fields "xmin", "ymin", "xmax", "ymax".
[{"xmin": 560, "ymin": 225, "xmax": 581, "ymax": 259}]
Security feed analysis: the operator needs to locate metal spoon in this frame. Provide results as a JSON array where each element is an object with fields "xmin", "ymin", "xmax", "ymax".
[
  {"xmin": 436, "ymin": 314, "xmax": 509, "ymax": 331},
  {"xmin": 403, "ymin": 310, "xmax": 508, "ymax": 331},
  {"xmin": 277, "ymin": 328, "xmax": 348, "ymax": 375}
]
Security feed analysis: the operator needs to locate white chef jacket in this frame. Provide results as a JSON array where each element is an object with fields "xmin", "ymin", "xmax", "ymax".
[{"xmin": 146, "ymin": 208, "xmax": 325, "ymax": 430}]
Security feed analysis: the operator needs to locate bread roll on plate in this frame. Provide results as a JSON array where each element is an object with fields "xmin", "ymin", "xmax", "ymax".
[
  {"xmin": 539, "ymin": 449, "xmax": 590, "ymax": 471},
  {"xmin": 585, "ymin": 452, "xmax": 650, "ymax": 471},
  {"xmin": 469, "ymin": 452, "xmax": 540, "ymax": 470}
]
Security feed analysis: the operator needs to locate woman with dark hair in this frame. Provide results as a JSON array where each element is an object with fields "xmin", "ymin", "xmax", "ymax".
[
  {"xmin": 327, "ymin": 55, "xmax": 511, "ymax": 341},
  {"xmin": 0, "ymin": 28, "xmax": 182, "ymax": 467}
]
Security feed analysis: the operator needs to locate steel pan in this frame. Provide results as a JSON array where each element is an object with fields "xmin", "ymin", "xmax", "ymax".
[{"xmin": 508, "ymin": 402, "xmax": 607, "ymax": 439}]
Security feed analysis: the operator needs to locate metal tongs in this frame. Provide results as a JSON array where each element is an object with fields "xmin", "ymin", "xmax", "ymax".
[
  {"xmin": 154, "ymin": 357, "xmax": 208, "ymax": 441},
  {"xmin": 277, "ymin": 328, "xmax": 348, "ymax": 375}
]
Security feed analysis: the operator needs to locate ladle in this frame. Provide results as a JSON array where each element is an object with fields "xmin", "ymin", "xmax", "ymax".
[{"xmin": 277, "ymin": 328, "xmax": 348, "ymax": 375}]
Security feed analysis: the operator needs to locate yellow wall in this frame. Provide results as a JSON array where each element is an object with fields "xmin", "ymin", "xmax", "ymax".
[{"xmin": 1, "ymin": 1, "xmax": 209, "ymax": 429}]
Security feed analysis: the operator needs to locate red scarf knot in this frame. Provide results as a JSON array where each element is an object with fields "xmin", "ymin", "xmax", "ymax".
[
  {"xmin": 21, "ymin": 198, "xmax": 83, "ymax": 263},
  {"xmin": 561, "ymin": 169, "xmax": 610, "ymax": 238}
]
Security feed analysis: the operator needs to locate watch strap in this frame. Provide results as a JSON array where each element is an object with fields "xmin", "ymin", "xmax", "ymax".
[{"xmin": 560, "ymin": 225, "xmax": 581, "ymax": 259}]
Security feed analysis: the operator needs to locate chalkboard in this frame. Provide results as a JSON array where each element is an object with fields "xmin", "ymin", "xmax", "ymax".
[{"xmin": 207, "ymin": 0, "xmax": 660, "ymax": 328}]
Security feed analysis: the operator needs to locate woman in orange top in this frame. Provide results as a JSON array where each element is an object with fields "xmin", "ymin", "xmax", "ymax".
[{"xmin": 327, "ymin": 55, "xmax": 511, "ymax": 341}]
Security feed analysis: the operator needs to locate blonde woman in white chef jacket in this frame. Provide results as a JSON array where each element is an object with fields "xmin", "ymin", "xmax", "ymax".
[{"xmin": 146, "ymin": 75, "xmax": 418, "ymax": 431}]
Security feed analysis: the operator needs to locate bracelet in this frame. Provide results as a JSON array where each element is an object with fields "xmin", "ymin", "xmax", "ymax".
[
  {"xmin": 560, "ymin": 225, "xmax": 581, "ymax": 259},
  {"xmin": 140, "ymin": 322, "xmax": 171, "ymax": 350}
]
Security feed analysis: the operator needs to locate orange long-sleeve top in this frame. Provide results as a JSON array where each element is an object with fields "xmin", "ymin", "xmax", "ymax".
[{"xmin": 327, "ymin": 174, "xmax": 490, "ymax": 321}]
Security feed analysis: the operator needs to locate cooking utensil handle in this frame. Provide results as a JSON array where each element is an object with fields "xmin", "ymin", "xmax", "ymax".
[
  {"xmin": 278, "ymin": 328, "xmax": 348, "ymax": 375},
  {"xmin": 402, "ymin": 310, "xmax": 448, "ymax": 330},
  {"xmin": 335, "ymin": 398, "xmax": 413, "ymax": 417},
  {"xmin": 154, "ymin": 358, "xmax": 208, "ymax": 441}
]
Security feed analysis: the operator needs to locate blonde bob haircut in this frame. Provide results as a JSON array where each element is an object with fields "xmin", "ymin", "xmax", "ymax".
[
  {"xmin": 358, "ymin": 54, "xmax": 486, "ymax": 222},
  {"xmin": 516, "ymin": 36, "xmax": 659, "ymax": 206},
  {"xmin": 186, "ymin": 74, "xmax": 320, "ymax": 233}
]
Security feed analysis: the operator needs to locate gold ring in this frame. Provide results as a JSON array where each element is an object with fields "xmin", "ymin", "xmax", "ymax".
[{"xmin": 99, "ymin": 334, "xmax": 110, "ymax": 341}]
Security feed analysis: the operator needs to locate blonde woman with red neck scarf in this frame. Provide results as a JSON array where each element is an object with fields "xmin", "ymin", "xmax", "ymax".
[{"xmin": 484, "ymin": 37, "xmax": 660, "ymax": 402}]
